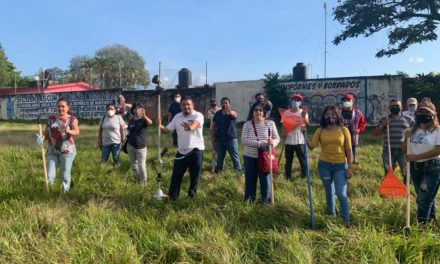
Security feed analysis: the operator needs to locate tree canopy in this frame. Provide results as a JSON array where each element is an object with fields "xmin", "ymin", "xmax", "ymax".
[
  {"xmin": 333, "ymin": 0, "xmax": 440, "ymax": 57},
  {"xmin": 0, "ymin": 44, "xmax": 17, "ymax": 87},
  {"xmin": 68, "ymin": 45, "xmax": 150, "ymax": 89},
  {"xmin": 263, "ymin": 72, "xmax": 288, "ymax": 121}
]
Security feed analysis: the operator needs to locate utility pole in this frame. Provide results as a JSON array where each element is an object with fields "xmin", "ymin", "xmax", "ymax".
[
  {"xmin": 119, "ymin": 61, "xmax": 123, "ymax": 88},
  {"xmin": 324, "ymin": 1, "xmax": 327, "ymax": 78}
]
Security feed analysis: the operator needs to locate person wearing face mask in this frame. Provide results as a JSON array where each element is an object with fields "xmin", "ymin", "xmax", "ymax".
[
  {"xmin": 402, "ymin": 97, "xmax": 418, "ymax": 118},
  {"xmin": 283, "ymin": 94, "xmax": 309, "ymax": 179},
  {"xmin": 247, "ymin": 92, "xmax": 273, "ymax": 120},
  {"xmin": 126, "ymin": 102, "xmax": 153, "ymax": 185},
  {"xmin": 98, "ymin": 104, "xmax": 126, "ymax": 168},
  {"xmin": 402, "ymin": 98, "xmax": 440, "ymax": 224},
  {"xmin": 168, "ymin": 92, "xmax": 182, "ymax": 147},
  {"xmin": 372, "ymin": 99, "xmax": 414, "ymax": 182},
  {"xmin": 116, "ymin": 95, "xmax": 132, "ymax": 116},
  {"xmin": 340, "ymin": 94, "xmax": 366, "ymax": 164},
  {"xmin": 207, "ymin": 98, "xmax": 220, "ymax": 127},
  {"xmin": 307, "ymin": 106, "xmax": 352, "ymax": 225}
]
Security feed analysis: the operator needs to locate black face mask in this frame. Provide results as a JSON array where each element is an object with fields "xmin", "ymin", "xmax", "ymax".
[
  {"xmin": 325, "ymin": 117, "xmax": 337, "ymax": 125},
  {"xmin": 390, "ymin": 107, "xmax": 401, "ymax": 115},
  {"xmin": 416, "ymin": 115, "xmax": 433, "ymax": 124}
]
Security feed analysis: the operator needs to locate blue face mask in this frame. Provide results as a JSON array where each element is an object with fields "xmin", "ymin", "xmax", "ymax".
[
  {"xmin": 408, "ymin": 106, "xmax": 416, "ymax": 113},
  {"xmin": 291, "ymin": 101, "xmax": 301, "ymax": 109}
]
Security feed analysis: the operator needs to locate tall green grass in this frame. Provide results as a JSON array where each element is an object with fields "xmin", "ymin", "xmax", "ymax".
[{"xmin": 0, "ymin": 121, "xmax": 438, "ymax": 263}]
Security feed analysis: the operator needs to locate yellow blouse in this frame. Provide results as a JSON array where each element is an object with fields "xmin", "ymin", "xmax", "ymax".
[{"xmin": 310, "ymin": 127, "xmax": 352, "ymax": 163}]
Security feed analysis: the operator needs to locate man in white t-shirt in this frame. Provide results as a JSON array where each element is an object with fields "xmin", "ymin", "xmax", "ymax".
[
  {"xmin": 283, "ymin": 94, "xmax": 309, "ymax": 179},
  {"xmin": 159, "ymin": 96, "xmax": 205, "ymax": 200},
  {"xmin": 402, "ymin": 97, "xmax": 418, "ymax": 118}
]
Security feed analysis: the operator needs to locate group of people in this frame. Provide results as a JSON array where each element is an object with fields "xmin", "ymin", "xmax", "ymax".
[{"xmin": 37, "ymin": 92, "xmax": 439, "ymax": 225}]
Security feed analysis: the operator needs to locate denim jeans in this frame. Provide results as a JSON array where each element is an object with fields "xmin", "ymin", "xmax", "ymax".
[
  {"xmin": 382, "ymin": 148, "xmax": 407, "ymax": 183},
  {"xmin": 215, "ymin": 138, "xmax": 242, "ymax": 172},
  {"xmin": 101, "ymin": 143, "xmax": 121, "ymax": 167},
  {"xmin": 168, "ymin": 149, "xmax": 204, "ymax": 200},
  {"xmin": 318, "ymin": 160, "xmax": 350, "ymax": 222},
  {"xmin": 46, "ymin": 152, "xmax": 76, "ymax": 192},
  {"xmin": 244, "ymin": 155, "xmax": 271, "ymax": 203},
  {"xmin": 410, "ymin": 160, "xmax": 440, "ymax": 224},
  {"xmin": 284, "ymin": 144, "xmax": 306, "ymax": 179},
  {"xmin": 127, "ymin": 144, "xmax": 147, "ymax": 185}
]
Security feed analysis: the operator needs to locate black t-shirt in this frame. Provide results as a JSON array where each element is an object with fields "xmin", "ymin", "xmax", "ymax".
[
  {"xmin": 168, "ymin": 103, "xmax": 181, "ymax": 121},
  {"xmin": 127, "ymin": 118, "xmax": 149, "ymax": 149},
  {"xmin": 213, "ymin": 110, "xmax": 238, "ymax": 141}
]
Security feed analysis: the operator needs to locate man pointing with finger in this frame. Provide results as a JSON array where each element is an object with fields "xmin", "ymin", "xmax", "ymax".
[{"xmin": 159, "ymin": 96, "xmax": 205, "ymax": 200}]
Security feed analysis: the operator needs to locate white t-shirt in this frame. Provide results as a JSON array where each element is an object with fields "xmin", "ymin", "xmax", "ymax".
[
  {"xmin": 166, "ymin": 110, "xmax": 205, "ymax": 154},
  {"xmin": 409, "ymin": 127, "xmax": 440, "ymax": 162},
  {"xmin": 284, "ymin": 109, "xmax": 307, "ymax": 145},
  {"xmin": 100, "ymin": 115, "xmax": 125, "ymax": 146}
]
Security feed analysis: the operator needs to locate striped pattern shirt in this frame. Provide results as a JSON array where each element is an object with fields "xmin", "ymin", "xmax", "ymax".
[
  {"xmin": 377, "ymin": 114, "xmax": 414, "ymax": 149},
  {"xmin": 241, "ymin": 120, "xmax": 280, "ymax": 158}
]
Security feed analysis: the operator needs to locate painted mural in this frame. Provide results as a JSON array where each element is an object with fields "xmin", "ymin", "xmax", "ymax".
[{"xmin": 1, "ymin": 91, "xmax": 119, "ymax": 120}]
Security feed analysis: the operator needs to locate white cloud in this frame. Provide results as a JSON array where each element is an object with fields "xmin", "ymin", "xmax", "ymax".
[{"xmin": 408, "ymin": 56, "xmax": 425, "ymax": 64}]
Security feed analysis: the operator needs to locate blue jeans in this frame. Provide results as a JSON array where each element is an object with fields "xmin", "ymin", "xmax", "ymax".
[
  {"xmin": 382, "ymin": 148, "xmax": 407, "ymax": 183},
  {"xmin": 410, "ymin": 160, "xmax": 440, "ymax": 224},
  {"xmin": 46, "ymin": 152, "xmax": 76, "ymax": 192},
  {"xmin": 244, "ymin": 155, "xmax": 271, "ymax": 203},
  {"xmin": 318, "ymin": 160, "xmax": 350, "ymax": 222},
  {"xmin": 101, "ymin": 143, "xmax": 121, "ymax": 167},
  {"xmin": 215, "ymin": 138, "xmax": 242, "ymax": 172}
]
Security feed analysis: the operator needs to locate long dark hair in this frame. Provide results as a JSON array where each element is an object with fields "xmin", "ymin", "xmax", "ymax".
[
  {"xmin": 412, "ymin": 109, "xmax": 439, "ymax": 134},
  {"xmin": 57, "ymin": 98, "xmax": 72, "ymax": 115},
  {"xmin": 247, "ymin": 101, "xmax": 268, "ymax": 121},
  {"xmin": 131, "ymin": 102, "xmax": 144, "ymax": 115},
  {"xmin": 320, "ymin": 105, "xmax": 343, "ymax": 128}
]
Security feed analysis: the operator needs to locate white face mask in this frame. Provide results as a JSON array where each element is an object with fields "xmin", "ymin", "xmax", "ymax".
[
  {"xmin": 343, "ymin": 101, "xmax": 353, "ymax": 108},
  {"xmin": 408, "ymin": 106, "xmax": 416, "ymax": 113},
  {"xmin": 175, "ymin": 97, "xmax": 181, "ymax": 103},
  {"xmin": 291, "ymin": 101, "xmax": 301, "ymax": 109},
  {"xmin": 107, "ymin": 110, "xmax": 115, "ymax": 117}
]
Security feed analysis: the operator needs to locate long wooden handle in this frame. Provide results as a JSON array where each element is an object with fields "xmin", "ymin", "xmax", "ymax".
[
  {"xmin": 405, "ymin": 139, "xmax": 411, "ymax": 229},
  {"xmin": 39, "ymin": 124, "xmax": 49, "ymax": 192},
  {"xmin": 387, "ymin": 124, "xmax": 392, "ymax": 166},
  {"xmin": 268, "ymin": 127, "xmax": 274, "ymax": 205}
]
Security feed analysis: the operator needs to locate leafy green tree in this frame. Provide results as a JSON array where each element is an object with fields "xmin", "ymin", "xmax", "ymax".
[
  {"xmin": 263, "ymin": 72, "xmax": 289, "ymax": 121},
  {"xmin": 94, "ymin": 44, "xmax": 149, "ymax": 89},
  {"xmin": 0, "ymin": 44, "xmax": 17, "ymax": 88},
  {"xmin": 333, "ymin": 0, "xmax": 440, "ymax": 57},
  {"xmin": 404, "ymin": 72, "xmax": 440, "ymax": 106},
  {"xmin": 67, "ymin": 55, "xmax": 95, "ymax": 83}
]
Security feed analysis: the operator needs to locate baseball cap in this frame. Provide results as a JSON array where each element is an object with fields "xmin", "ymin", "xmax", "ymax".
[
  {"xmin": 406, "ymin": 97, "xmax": 417, "ymax": 105},
  {"xmin": 342, "ymin": 94, "xmax": 354, "ymax": 101},
  {"xmin": 291, "ymin": 94, "xmax": 303, "ymax": 101}
]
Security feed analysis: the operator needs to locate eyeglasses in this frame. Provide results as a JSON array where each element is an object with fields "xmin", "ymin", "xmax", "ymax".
[{"xmin": 254, "ymin": 108, "xmax": 264, "ymax": 112}]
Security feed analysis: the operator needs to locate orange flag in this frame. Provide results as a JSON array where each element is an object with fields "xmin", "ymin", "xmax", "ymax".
[{"xmin": 278, "ymin": 108, "xmax": 305, "ymax": 135}]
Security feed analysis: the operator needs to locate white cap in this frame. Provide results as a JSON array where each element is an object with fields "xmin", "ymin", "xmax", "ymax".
[{"xmin": 406, "ymin": 97, "xmax": 417, "ymax": 105}]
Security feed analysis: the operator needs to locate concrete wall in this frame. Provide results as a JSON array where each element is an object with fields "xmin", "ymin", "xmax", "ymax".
[
  {"xmin": 0, "ymin": 87, "xmax": 215, "ymax": 121},
  {"xmin": 215, "ymin": 80, "xmax": 265, "ymax": 122},
  {"xmin": 0, "ymin": 90, "xmax": 119, "ymax": 120},
  {"xmin": 215, "ymin": 75, "xmax": 402, "ymax": 124}
]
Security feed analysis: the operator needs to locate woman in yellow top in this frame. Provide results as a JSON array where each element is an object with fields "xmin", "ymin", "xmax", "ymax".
[{"xmin": 307, "ymin": 105, "xmax": 353, "ymax": 224}]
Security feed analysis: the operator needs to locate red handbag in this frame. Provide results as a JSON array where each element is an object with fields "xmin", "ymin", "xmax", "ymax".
[{"xmin": 252, "ymin": 121, "xmax": 279, "ymax": 173}]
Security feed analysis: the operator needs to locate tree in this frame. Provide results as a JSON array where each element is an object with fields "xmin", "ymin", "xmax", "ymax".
[
  {"xmin": 333, "ymin": 0, "xmax": 440, "ymax": 57},
  {"xmin": 94, "ymin": 44, "xmax": 149, "ymax": 89},
  {"xmin": 67, "ymin": 55, "xmax": 95, "ymax": 83},
  {"xmin": 0, "ymin": 44, "xmax": 17, "ymax": 87},
  {"xmin": 404, "ymin": 72, "xmax": 440, "ymax": 107},
  {"xmin": 263, "ymin": 72, "xmax": 289, "ymax": 121}
]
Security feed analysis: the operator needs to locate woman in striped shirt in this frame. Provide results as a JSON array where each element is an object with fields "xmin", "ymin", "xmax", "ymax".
[{"xmin": 241, "ymin": 101, "xmax": 280, "ymax": 203}]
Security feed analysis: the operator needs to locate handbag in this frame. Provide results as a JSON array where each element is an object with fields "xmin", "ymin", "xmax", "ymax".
[{"xmin": 252, "ymin": 121, "xmax": 279, "ymax": 173}]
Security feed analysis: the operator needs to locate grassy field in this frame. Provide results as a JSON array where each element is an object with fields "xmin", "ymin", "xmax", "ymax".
[{"xmin": 0, "ymin": 121, "xmax": 439, "ymax": 263}]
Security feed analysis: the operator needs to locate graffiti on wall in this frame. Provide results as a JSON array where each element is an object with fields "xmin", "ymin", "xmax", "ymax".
[
  {"xmin": 280, "ymin": 79, "xmax": 397, "ymax": 124},
  {"xmin": 12, "ymin": 91, "xmax": 118, "ymax": 120}
]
